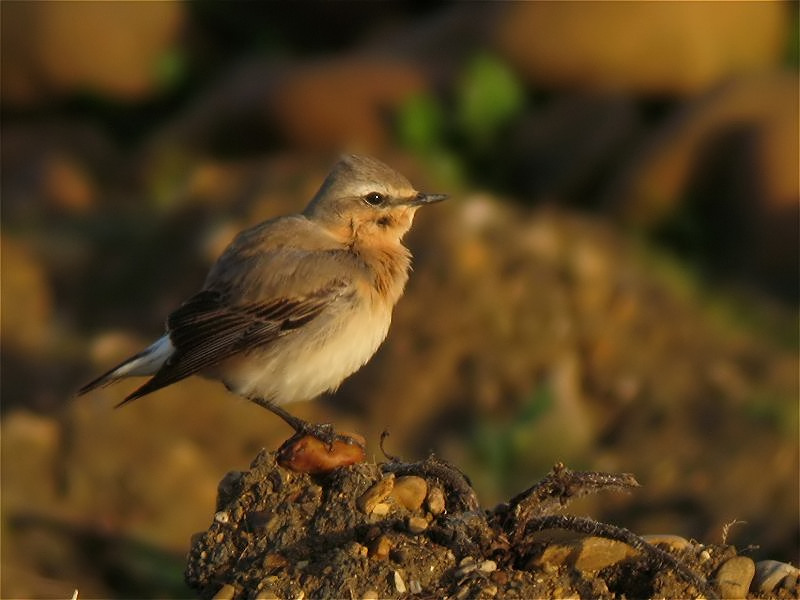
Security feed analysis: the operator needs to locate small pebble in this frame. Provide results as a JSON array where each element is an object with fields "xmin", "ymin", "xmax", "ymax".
[
  {"xmin": 345, "ymin": 541, "xmax": 368, "ymax": 558},
  {"xmin": 231, "ymin": 505, "xmax": 244, "ymax": 523},
  {"xmin": 212, "ymin": 583, "xmax": 235, "ymax": 600},
  {"xmin": 246, "ymin": 511, "xmax": 276, "ymax": 531},
  {"xmin": 491, "ymin": 571, "xmax": 508, "ymax": 586},
  {"xmin": 641, "ymin": 534, "xmax": 691, "ymax": 551},
  {"xmin": 357, "ymin": 475, "xmax": 395, "ymax": 514},
  {"xmin": 540, "ymin": 562, "xmax": 557, "ymax": 574},
  {"xmin": 529, "ymin": 536, "xmax": 635, "ymax": 572},
  {"xmin": 390, "ymin": 476, "xmax": 428, "ymax": 511},
  {"xmin": 753, "ymin": 560, "xmax": 799, "ymax": 594},
  {"xmin": 699, "ymin": 549, "xmax": 712, "ymax": 562},
  {"xmin": 370, "ymin": 502, "xmax": 390, "ymax": 517},
  {"xmin": 409, "ymin": 579, "xmax": 422, "ymax": 594},
  {"xmin": 277, "ymin": 432, "xmax": 365, "ymax": 474},
  {"xmin": 426, "ymin": 486, "xmax": 446, "ymax": 515},
  {"xmin": 408, "ymin": 516, "xmax": 428, "ymax": 534},
  {"xmin": 217, "ymin": 470, "xmax": 244, "ymax": 504},
  {"xmin": 214, "ymin": 511, "xmax": 230, "ymax": 524},
  {"xmin": 479, "ymin": 560, "xmax": 497, "ymax": 573},
  {"xmin": 254, "ymin": 590, "xmax": 279, "ymax": 600},
  {"xmin": 361, "ymin": 591, "xmax": 379, "ymax": 600},
  {"xmin": 481, "ymin": 583, "xmax": 498, "ymax": 597},
  {"xmin": 716, "ymin": 556, "xmax": 755, "ymax": 600},
  {"xmin": 214, "ymin": 532, "xmax": 225, "ymax": 543},
  {"xmin": 390, "ymin": 548, "xmax": 408, "ymax": 564},
  {"xmin": 370, "ymin": 535, "xmax": 392, "ymax": 560},
  {"xmin": 394, "ymin": 570, "xmax": 407, "ymax": 593},
  {"xmin": 263, "ymin": 553, "xmax": 288, "ymax": 569},
  {"xmin": 573, "ymin": 537, "xmax": 636, "ymax": 571},
  {"xmin": 455, "ymin": 557, "xmax": 478, "ymax": 577}
]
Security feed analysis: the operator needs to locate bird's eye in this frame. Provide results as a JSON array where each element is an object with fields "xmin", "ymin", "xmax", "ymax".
[{"xmin": 364, "ymin": 192, "xmax": 385, "ymax": 206}]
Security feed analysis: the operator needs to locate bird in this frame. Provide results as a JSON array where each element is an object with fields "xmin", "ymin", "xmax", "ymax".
[{"xmin": 77, "ymin": 154, "xmax": 447, "ymax": 445}]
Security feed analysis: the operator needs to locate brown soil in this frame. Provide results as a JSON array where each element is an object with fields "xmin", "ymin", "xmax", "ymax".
[{"xmin": 186, "ymin": 451, "xmax": 797, "ymax": 600}]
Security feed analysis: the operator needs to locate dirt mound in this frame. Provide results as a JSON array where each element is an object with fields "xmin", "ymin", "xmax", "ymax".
[{"xmin": 186, "ymin": 450, "xmax": 797, "ymax": 599}]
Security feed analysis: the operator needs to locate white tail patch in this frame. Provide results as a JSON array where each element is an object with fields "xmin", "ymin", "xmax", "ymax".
[
  {"xmin": 77, "ymin": 334, "xmax": 175, "ymax": 396},
  {"xmin": 112, "ymin": 335, "xmax": 174, "ymax": 378}
]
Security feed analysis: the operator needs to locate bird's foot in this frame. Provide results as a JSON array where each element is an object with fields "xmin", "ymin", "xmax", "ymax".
[
  {"xmin": 244, "ymin": 395, "xmax": 366, "ymax": 472},
  {"xmin": 293, "ymin": 421, "xmax": 365, "ymax": 452},
  {"xmin": 247, "ymin": 396, "xmax": 365, "ymax": 451},
  {"xmin": 277, "ymin": 425, "xmax": 366, "ymax": 474}
]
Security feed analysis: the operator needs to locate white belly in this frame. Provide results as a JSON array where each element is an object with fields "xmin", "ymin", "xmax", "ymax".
[{"xmin": 218, "ymin": 304, "xmax": 391, "ymax": 404}]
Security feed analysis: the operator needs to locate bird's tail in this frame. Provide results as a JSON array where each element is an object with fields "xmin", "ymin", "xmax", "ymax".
[{"xmin": 77, "ymin": 335, "xmax": 174, "ymax": 398}]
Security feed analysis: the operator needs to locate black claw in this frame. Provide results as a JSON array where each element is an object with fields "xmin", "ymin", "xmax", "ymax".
[
  {"xmin": 244, "ymin": 394, "xmax": 365, "ymax": 452},
  {"xmin": 298, "ymin": 421, "xmax": 336, "ymax": 448},
  {"xmin": 293, "ymin": 421, "xmax": 364, "ymax": 452}
]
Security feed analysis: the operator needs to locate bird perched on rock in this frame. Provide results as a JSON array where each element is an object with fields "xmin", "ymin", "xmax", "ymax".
[{"xmin": 78, "ymin": 154, "xmax": 447, "ymax": 447}]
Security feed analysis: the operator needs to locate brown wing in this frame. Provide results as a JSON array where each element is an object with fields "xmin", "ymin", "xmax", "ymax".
[{"xmin": 119, "ymin": 281, "xmax": 346, "ymax": 405}]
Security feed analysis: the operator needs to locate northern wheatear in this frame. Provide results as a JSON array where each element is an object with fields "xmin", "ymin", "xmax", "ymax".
[{"xmin": 78, "ymin": 154, "xmax": 447, "ymax": 442}]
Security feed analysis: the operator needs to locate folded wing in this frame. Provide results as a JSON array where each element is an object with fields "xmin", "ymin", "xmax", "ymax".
[{"xmin": 119, "ymin": 280, "xmax": 346, "ymax": 405}]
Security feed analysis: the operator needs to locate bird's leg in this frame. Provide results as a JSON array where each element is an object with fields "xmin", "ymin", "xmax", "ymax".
[
  {"xmin": 246, "ymin": 395, "xmax": 316, "ymax": 432},
  {"xmin": 246, "ymin": 395, "xmax": 364, "ymax": 451}
]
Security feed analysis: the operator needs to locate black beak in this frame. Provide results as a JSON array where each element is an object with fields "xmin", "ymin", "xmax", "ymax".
[{"xmin": 410, "ymin": 192, "xmax": 448, "ymax": 206}]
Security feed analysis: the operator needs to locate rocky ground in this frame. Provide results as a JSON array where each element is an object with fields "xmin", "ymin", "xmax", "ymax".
[{"xmin": 186, "ymin": 449, "xmax": 798, "ymax": 600}]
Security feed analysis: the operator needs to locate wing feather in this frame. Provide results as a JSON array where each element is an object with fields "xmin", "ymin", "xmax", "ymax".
[{"xmin": 119, "ymin": 281, "xmax": 346, "ymax": 405}]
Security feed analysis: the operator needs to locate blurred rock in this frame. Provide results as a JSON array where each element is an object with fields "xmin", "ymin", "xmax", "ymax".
[
  {"xmin": 508, "ymin": 94, "xmax": 641, "ymax": 203},
  {"xmin": 492, "ymin": 2, "xmax": 789, "ymax": 95},
  {"xmin": 149, "ymin": 55, "xmax": 427, "ymax": 161},
  {"xmin": 1, "ymin": 1, "xmax": 184, "ymax": 104},
  {"xmin": 87, "ymin": 332, "xmax": 146, "ymax": 370},
  {"xmin": 1, "ymin": 411, "xmax": 60, "ymax": 509},
  {"xmin": 40, "ymin": 154, "xmax": 96, "ymax": 213},
  {"xmin": 268, "ymin": 57, "xmax": 427, "ymax": 152},
  {"xmin": 0, "ymin": 237, "xmax": 53, "ymax": 353},
  {"xmin": 1, "ymin": 122, "xmax": 117, "ymax": 219},
  {"xmin": 608, "ymin": 72, "xmax": 799, "ymax": 298},
  {"xmin": 60, "ymin": 386, "xmax": 227, "ymax": 549},
  {"xmin": 609, "ymin": 72, "xmax": 798, "ymax": 224}
]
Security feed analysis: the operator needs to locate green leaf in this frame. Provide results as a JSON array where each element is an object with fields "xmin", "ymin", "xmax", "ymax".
[
  {"xmin": 456, "ymin": 53, "xmax": 525, "ymax": 147},
  {"xmin": 395, "ymin": 93, "xmax": 446, "ymax": 154}
]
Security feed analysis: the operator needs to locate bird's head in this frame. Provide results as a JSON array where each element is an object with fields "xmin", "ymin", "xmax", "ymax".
[{"xmin": 304, "ymin": 154, "xmax": 447, "ymax": 245}]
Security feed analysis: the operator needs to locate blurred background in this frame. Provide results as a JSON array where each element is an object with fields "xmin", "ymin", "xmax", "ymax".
[{"xmin": 1, "ymin": 2, "xmax": 798, "ymax": 597}]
